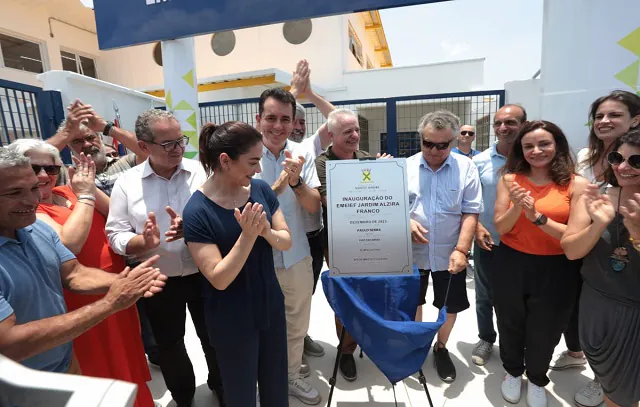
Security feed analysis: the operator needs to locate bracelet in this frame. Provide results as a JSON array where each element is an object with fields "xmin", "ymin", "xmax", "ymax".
[
  {"xmin": 454, "ymin": 246, "xmax": 470, "ymax": 258},
  {"xmin": 77, "ymin": 194, "xmax": 96, "ymax": 202},
  {"xmin": 77, "ymin": 200, "xmax": 95, "ymax": 208}
]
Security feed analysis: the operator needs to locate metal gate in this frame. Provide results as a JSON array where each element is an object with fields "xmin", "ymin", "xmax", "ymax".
[
  {"xmin": 0, "ymin": 79, "xmax": 65, "ymax": 147},
  {"xmin": 199, "ymin": 90, "xmax": 505, "ymax": 157}
]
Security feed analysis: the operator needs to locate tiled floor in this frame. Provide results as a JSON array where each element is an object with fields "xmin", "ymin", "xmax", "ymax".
[{"xmin": 150, "ymin": 269, "xmax": 599, "ymax": 407}]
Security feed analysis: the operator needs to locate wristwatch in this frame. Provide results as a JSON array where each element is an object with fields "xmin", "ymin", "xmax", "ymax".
[
  {"xmin": 103, "ymin": 121, "xmax": 115, "ymax": 136},
  {"xmin": 533, "ymin": 213, "xmax": 548, "ymax": 226},
  {"xmin": 290, "ymin": 176, "xmax": 303, "ymax": 189}
]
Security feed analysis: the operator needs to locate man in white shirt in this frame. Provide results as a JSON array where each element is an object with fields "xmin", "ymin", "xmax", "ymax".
[
  {"xmin": 105, "ymin": 110, "xmax": 223, "ymax": 407},
  {"xmin": 255, "ymin": 88, "xmax": 322, "ymax": 405}
]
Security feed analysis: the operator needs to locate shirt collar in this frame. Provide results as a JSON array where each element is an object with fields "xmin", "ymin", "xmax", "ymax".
[
  {"xmin": 263, "ymin": 140, "xmax": 292, "ymax": 160},
  {"xmin": 0, "ymin": 224, "xmax": 33, "ymax": 247},
  {"xmin": 491, "ymin": 142, "xmax": 507, "ymax": 159},
  {"xmin": 419, "ymin": 153, "xmax": 453, "ymax": 172},
  {"xmin": 141, "ymin": 159, "xmax": 187, "ymax": 179}
]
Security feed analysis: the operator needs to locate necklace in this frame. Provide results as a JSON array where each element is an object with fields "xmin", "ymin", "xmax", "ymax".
[{"xmin": 609, "ymin": 188, "xmax": 629, "ymax": 272}]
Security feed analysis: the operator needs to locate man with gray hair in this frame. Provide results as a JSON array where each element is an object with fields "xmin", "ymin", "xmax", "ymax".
[
  {"xmin": 47, "ymin": 99, "xmax": 148, "ymax": 196},
  {"xmin": 0, "ymin": 147, "xmax": 164, "ymax": 377},
  {"xmin": 407, "ymin": 109, "xmax": 482, "ymax": 383},
  {"xmin": 106, "ymin": 109, "xmax": 223, "ymax": 407},
  {"xmin": 315, "ymin": 108, "xmax": 391, "ymax": 382}
]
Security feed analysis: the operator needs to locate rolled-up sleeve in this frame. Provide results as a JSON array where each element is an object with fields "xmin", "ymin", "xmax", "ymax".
[
  {"xmin": 462, "ymin": 162, "xmax": 482, "ymax": 214},
  {"xmin": 302, "ymin": 150, "xmax": 320, "ymax": 189},
  {"xmin": 105, "ymin": 177, "xmax": 137, "ymax": 256}
]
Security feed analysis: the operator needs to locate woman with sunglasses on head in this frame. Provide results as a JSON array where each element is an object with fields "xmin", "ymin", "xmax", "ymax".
[
  {"xmin": 561, "ymin": 129, "xmax": 640, "ymax": 407},
  {"xmin": 6, "ymin": 139, "xmax": 156, "ymax": 407},
  {"xmin": 493, "ymin": 121, "xmax": 588, "ymax": 407},
  {"xmin": 553, "ymin": 91, "xmax": 640, "ymax": 407}
]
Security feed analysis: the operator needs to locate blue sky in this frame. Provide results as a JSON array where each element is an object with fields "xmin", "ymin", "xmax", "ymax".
[{"xmin": 380, "ymin": 0, "xmax": 543, "ymax": 88}]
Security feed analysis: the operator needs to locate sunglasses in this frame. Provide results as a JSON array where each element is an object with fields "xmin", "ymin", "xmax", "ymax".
[
  {"xmin": 147, "ymin": 135, "xmax": 189, "ymax": 152},
  {"xmin": 607, "ymin": 151, "xmax": 640, "ymax": 169},
  {"xmin": 32, "ymin": 164, "xmax": 61, "ymax": 176},
  {"xmin": 422, "ymin": 139, "xmax": 452, "ymax": 151},
  {"xmin": 460, "ymin": 131, "xmax": 475, "ymax": 137}
]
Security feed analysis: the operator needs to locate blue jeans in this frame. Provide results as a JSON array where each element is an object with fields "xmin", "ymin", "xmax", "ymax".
[{"xmin": 473, "ymin": 245, "xmax": 497, "ymax": 344}]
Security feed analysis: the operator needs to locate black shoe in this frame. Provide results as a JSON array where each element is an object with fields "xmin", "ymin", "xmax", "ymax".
[
  {"xmin": 176, "ymin": 400, "xmax": 193, "ymax": 407},
  {"xmin": 339, "ymin": 354, "xmax": 357, "ymax": 382},
  {"xmin": 433, "ymin": 343, "xmax": 456, "ymax": 383}
]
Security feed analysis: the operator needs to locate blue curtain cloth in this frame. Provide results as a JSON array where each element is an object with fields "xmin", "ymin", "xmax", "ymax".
[{"xmin": 322, "ymin": 270, "xmax": 447, "ymax": 384}]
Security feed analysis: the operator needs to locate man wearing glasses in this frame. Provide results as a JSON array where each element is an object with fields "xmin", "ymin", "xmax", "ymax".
[
  {"xmin": 47, "ymin": 100, "xmax": 148, "ymax": 197},
  {"xmin": 452, "ymin": 125, "xmax": 479, "ymax": 158},
  {"xmin": 106, "ymin": 109, "xmax": 224, "ymax": 407},
  {"xmin": 407, "ymin": 110, "xmax": 482, "ymax": 383}
]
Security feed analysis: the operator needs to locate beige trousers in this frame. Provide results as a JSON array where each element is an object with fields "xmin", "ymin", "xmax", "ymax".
[{"xmin": 275, "ymin": 256, "xmax": 313, "ymax": 381}]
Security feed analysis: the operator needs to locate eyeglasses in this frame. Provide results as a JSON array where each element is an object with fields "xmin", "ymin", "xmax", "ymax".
[
  {"xmin": 422, "ymin": 139, "xmax": 452, "ymax": 151},
  {"xmin": 32, "ymin": 165, "xmax": 61, "ymax": 176},
  {"xmin": 460, "ymin": 131, "xmax": 475, "ymax": 137},
  {"xmin": 147, "ymin": 135, "xmax": 189, "ymax": 152},
  {"xmin": 607, "ymin": 151, "xmax": 640, "ymax": 169}
]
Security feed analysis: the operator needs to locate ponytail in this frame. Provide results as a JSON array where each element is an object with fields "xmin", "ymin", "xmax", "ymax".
[{"xmin": 199, "ymin": 123, "xmax": 219, "ymax": 176}]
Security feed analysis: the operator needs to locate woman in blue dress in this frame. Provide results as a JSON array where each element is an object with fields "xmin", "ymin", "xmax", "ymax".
[{"xmin": 183, "ymin": 121, "xmax": 292, "ymax": 407}]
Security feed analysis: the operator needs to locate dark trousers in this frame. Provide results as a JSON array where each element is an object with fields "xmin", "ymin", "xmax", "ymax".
[
  {"xmin": 136, "ymin": 300, "xmax": 159, "ymax": 361},
  {"xmin": 307, "ymin": 230, "xmax": 325, "ymax": 294},
  {"xmin": 563, "ymin": 278, "xmax": 583, "ymax": 352},
  {"xmin": 213, "ymin": 294, "xmax": 289, "ymax": 407},
  {"xmin": 142, "ymin": 273, "xmax": 222, "ymax": 405},
  {"xmin": 493, "ymin": 243, "xmax": 581, "ymax": 387},
  {"xmin": 473, "ymin": 245, "xmax": 498, "ymax": 344}
]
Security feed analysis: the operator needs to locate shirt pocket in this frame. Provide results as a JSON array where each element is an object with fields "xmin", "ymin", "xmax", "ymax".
[{"xmin": 439, "ymin": 187, "xmax": 462, "ymax": 213}]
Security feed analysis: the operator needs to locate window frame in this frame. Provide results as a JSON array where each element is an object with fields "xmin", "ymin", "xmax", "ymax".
[
  {"xmin": 0, "ymin": 30, "xmax": 48, "ymax": 74},
  {"xmin": 348, "ymin": 23, "xmax": 364, "ymax": 67},
  {"xmin": 59, "ymin": 48, "xmax": 99, "ymax": 79}
]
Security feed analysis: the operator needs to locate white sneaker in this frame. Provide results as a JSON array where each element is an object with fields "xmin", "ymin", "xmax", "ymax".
[
  {"xmin": 288, "ymin": 378, "xmax": 321, "ymax": 405},
  {"xmin": 574, "ymin": 380, "xmax": 604, "ymax": 407},
  {"xmin": 527, "ymin": 382, "xmax": 548, "ymax": 407},
  {"xmin": 501, "ymin": 373, "xmax": 522, "ymax": 404},
  {"xmin": 550, "ymin": 350, "xmax": 587, "ymax": 370}
]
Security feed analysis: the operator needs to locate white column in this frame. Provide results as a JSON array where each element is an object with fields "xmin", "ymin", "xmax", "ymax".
[
  {"xmin": 161, "ymin": 37, "xmax": 200, "ymax": 159},
  {"xmin": 539, "ymin": 0, "xmax": 640, "ymax": 150}
]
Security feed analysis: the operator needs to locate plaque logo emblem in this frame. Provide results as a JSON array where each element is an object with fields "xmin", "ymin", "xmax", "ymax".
[{"xmin": 361, "ymin": 168, "xmax": 372, "ymax": 183}]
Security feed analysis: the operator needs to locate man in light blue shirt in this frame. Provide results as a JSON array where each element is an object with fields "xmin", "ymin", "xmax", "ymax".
[
  {"xmin": 470, "ymin": 104, "xmax": 527, "ymax": 366},
  {"xmin": 0, "ymin": 148, "xmax": 163, "ymax": 378},
  {"xmin": 255, "ymin": 88, "xmax": 322, "ymax": 405},
  {"xmin": 407, "ymin": 110, "xmax": 482, "ymax": 383},
  {"xmin": 451, "ymin": 124, "xmax": 480, "ymax": 158}
]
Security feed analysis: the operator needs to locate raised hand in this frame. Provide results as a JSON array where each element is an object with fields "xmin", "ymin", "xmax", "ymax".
[
  {"xmin": 508, "ymin": 181, "xmax": 531, "ymax": 208},
  {"xmin": 584, "ymin": 184, "xmax": 615, "ymax": 226},
  {"xmin": 142, "ymin": 212, "xmax": 161, "ymax": 251},
  {"xmin": 105, "ymin": 255, "xmax": 167, "ymax": 311},
  {"xmin": 290, "ymin": 60, "xmax": 310, "ymax": 98},
  {"xmin": 69, "ymin": 153, "xmax": 97, "ymax": 197},
  {"xmin": 164, "ymin": 206, "xmax": 184, "ymax": 242},
  {"xmin": 376, "ymin": 153, "xmax": 394, "ymax": 159},
  {"xmin": 282, "ymin": 150, "xmax": 305, "ymax": 187},
  {"xmin": 64, "ymin": 100, "xmax": 94, "ymax": 136},
  {"xmin": 410, "ymin": 219, "xmax": 429, "ymax": 244},
  {"xmin": 272, "ymin": 169, "xmax": 290, "ymax": 195},
  {"xmin": 234, "ymin": 202, "xmax": 267, "ymax": 240},
  {"xmin": 620, "ymin": 192, "xmax": 640, "ymax": 239}
]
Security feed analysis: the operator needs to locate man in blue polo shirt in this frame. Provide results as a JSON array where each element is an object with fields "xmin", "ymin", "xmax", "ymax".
[
  {"xmin": 0, "ymin": 148, "xmax": 164, "ymax": 375},
  {"xmin": 470, "ymin": 104, "xmax": 526, "ymax": 366}
]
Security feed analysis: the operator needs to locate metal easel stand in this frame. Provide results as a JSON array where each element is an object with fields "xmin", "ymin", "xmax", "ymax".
[{"xmin": 326, "ymin": 327, "xmax": 435, "ymax": 407}]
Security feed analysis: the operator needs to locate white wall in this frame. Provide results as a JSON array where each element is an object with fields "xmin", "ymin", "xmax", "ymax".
[
  {"xmin": 505, "ymin": 79, "xmax": 541, "ymax": 120},
  {"xmin": 0, "ymin": 0, "xmax": 99, "ymax": 87}
]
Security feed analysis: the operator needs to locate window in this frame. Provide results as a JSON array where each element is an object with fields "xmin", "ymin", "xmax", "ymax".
[
  {"xmin": 0, "ymin": 33, "xmax": 44, "ymax": 73},
  {"xmin": 61, "ymin": 50, "xmax": 97, "ymax": 78},
  {"xmin": 348, "ymin": 25, "xmax": 363, "ymax": 67}
]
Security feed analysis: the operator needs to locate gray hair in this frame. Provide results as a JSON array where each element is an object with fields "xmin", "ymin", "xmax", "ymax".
[
  {"xmin": 135, "ymin": 109, "xmax": 177, "ymax": 141},
  {"xmin": 327, "ymin": 109, "xmax": 358, "ymax": 133},
  {"xmin": 7, "ymin": 138, "xmax": 63, "ymax": 165},
  {"xmin": 417, "ymin": 110, "xmax": 461, "ymax": 137},
  {"xmin": 295, "ymin": 103, "xmax": 306, "ymax": 119},
  {"xmin": 0, "ymin": 147, "xmax": 31, "ymax": 170}
]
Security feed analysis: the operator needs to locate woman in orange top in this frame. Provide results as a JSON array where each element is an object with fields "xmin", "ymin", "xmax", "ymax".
[
  {"xmin": 11, "ymin": 139, "xmax": 155, "ymax": 407},
  {"xmin": 493, "ymin": 121, "xmax": 588, "ymax": 407}
]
